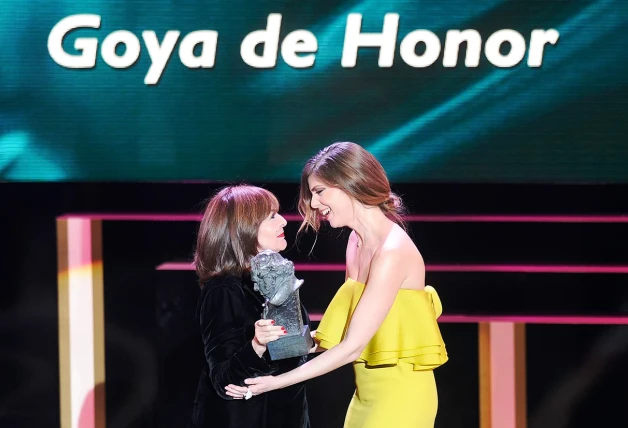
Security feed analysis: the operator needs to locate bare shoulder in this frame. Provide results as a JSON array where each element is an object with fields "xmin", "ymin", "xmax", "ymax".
[
  {"xmin": 373, "ymin": 225, "xmax": 424, "ymax": 287},
  {"xmin": 382, "ymin": 224, "xmax": 420, "ymax": 255},
  {"xmin": 371, "ymin": 226, "xmax": 411, "ymax": 268}
]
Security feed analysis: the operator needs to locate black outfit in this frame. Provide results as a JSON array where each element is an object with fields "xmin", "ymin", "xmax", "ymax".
[{"xmin": 190, "ymin": 273, "xmax": 310, "ymax": 428}]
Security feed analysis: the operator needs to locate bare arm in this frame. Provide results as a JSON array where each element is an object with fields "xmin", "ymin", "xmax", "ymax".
[{"xmin": 243, "ymin": 247, "xmax": 409, "ymax": 394}]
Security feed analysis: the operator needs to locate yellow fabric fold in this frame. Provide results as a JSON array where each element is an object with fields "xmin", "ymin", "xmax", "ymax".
[{"xmin": 315, "ymin": 279, "xmax": 448, "ymax": 371}]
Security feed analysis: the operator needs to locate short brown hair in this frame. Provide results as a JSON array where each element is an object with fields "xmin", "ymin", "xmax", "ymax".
[
  {"xmin": 298, "ymin": 142, "xmax": 406, "ymax": 233},
  {"xmin": 194, "ymin": 185, "xmax": 279, "ymax": 284}
]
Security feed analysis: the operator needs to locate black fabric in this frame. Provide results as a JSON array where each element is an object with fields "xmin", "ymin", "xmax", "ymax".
[{"xmin": 190, "ymin": 273, "xmax": 310, "ymax": 428}]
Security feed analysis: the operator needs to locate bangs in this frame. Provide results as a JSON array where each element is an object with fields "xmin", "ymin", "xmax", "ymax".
[
  {"xmin": 257, "ymin": 188, "xmax": 280, "ymax": 214},
  {"xmin": 268, "ymin": 193, "xmax": 280, "ymax": 212},
  {"xmin": 235, "ymin": 186, "xmax": 280, "ymax": 225}
]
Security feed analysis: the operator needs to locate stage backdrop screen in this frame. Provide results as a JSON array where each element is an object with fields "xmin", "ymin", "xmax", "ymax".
[{"xmin": 1, "ymin": 0, "xmax": 627, "ymax": 182}]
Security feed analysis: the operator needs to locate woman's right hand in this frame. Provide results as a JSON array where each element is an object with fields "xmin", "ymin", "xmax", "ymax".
[{"xmin": 251, "ymin": 319, "xmax": 286, "ymax": 357}]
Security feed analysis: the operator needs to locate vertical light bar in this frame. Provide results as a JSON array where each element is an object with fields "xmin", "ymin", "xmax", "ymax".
[
  {"xmin": 479, "ymin": 322, "xmax": 527, "ymax": 428},
  {"xmin": 57, "ymin": 218, "xmax": 105, "ymax": 428},
  {"xmin": 479, "ymin": 323, "xmax": 492, "ymax": 428}
]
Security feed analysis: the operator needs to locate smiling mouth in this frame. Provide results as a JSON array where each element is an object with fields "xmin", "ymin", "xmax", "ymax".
[{"xmin": 321, "ymin": 208, "xmax": 330, "ymax": 216}]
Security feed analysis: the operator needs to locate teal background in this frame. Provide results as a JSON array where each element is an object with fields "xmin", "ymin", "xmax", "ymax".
[{"xmin": 1, "ymin": 0, "xmax": 627, "ymax": 182}]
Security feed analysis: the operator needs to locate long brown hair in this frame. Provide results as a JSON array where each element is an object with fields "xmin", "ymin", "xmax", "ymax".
[
  {"xmin": 298, "ymin": 142, "xmax": 406, "ymax": 233},
  {"xmin": 194, "ymin": 185, "xmax": 279, "ymax": 284}
]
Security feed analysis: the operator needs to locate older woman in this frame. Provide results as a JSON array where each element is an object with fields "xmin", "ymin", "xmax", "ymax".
[{"xmin": 190, "ymin": 185, "xmax": 310, "ymax": 428}]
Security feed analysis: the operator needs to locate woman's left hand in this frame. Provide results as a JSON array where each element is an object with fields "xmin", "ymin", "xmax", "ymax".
[
  {"xmin": 224, "ymin": 384, "xmax": 249, "ymax": 399},
  {"xmin": 224, "ymin": 375, "xmax": 282, "ymax": 399},
  {"xmin": 244, "ymin": 375, "xmax": 282, "ymax": 396}
]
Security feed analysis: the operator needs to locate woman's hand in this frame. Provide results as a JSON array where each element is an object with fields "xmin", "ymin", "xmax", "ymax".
[
  {"xmin": 244, "ymin": 375, "xmax": 283, "ymax": 396},
  {"xmin": 224, "ymin": 384, "xmax": 250, "ymax": 400},
  {"xmin": 224, "ymin": 375, "xmax": 283, "ymax": 399},
  {"xmin": 251, "ymin": 319, "xmax": 286, "ymax": 357}
]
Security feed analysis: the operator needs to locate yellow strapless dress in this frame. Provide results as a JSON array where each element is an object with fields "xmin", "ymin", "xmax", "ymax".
[{"xmin": 315, "ymin": 278, "xmax": 448, "ymax": 428}]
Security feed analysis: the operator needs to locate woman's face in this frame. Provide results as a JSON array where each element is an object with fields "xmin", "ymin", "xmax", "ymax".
[
  {"xmin": 308, "ymin": 175, "xmax": 354, "ymax": 228},
  {"xmin": 257, "ymin": 211, "xmax": 288, "ymax": 252}
]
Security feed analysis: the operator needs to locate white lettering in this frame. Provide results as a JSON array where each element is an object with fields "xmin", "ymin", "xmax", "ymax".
[
  {"xmin": 399, "ymin": 30, "xmax": 441, "ymax": 68},
  {"xmin": 179, "ymin": 30, "xmax": 219, "ymax": 69},
  {"xmin": 342, "ymin": 13, "xmax": 399, "ymax": 68},
  {"xmin": 281, "ymin": 30, "xmax": 318, "ymax": 68},
  {"xmin": 101, "ymin": 30, "xmax": 141, "ymax": 68},
  {"xmin": 47, "ymin": 14, "xmax": 101, "ymax": 68},
  {"xmin": 142, "ymin": 31, "xmax": 181, "ymax": 85},
  {"xmin": 527, "ymin": 29, "xmax": 560, "ymax": 67},
  {"xmin": 484, "ymin": 29, "xmax": 527, "ymax": 67},
  {"xmin": 443, "ymin": 30, "xmax": 482, "ymax": 67},
  {"xmin": 47, "ymin": 14, "xmax": 560, "ymax": 84},
  {"xmin": 240, "ymin": 13, "xmax": 282, "ymax": 68}
]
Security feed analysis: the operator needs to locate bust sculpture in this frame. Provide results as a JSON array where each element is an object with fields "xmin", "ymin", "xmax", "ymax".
[{"xmin": 250, "ymin": 250, "xmax": 313, "ymax": 360}]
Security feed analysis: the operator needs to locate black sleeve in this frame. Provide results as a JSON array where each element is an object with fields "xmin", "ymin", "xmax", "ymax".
[{"xmin": 199, "ymin": 284, "xmax": 275, "ymax": 400}]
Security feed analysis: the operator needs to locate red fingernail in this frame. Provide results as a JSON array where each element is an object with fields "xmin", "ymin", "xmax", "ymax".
[{"xmin": 271, "ymin": 321, "xmax": 275, "ymax": 324}]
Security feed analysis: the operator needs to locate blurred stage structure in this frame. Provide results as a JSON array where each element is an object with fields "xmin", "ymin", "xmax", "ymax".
[{"xmin": 57, "ymin": 202, "xmax": 628, "ymax": 428}]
